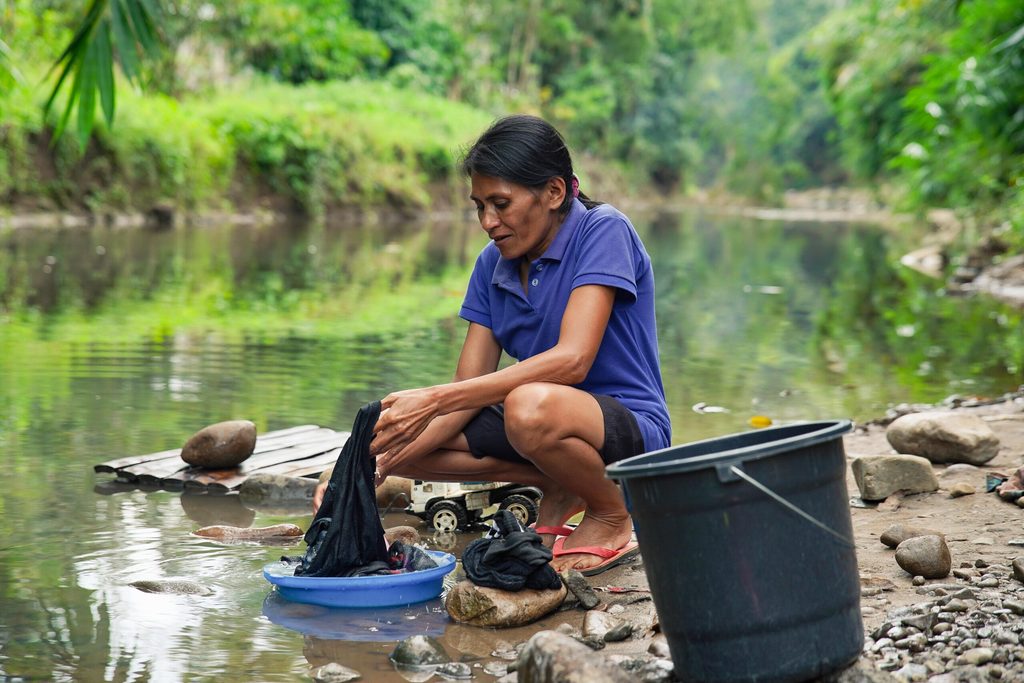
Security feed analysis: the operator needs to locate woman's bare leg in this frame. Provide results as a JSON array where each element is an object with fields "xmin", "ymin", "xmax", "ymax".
[{"xmin": 503, "ymin": 382, "xmax": 634, "ymax": 573}]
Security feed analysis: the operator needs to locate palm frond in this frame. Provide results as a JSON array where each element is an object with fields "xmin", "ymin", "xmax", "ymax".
[{"xmin": 44, "ymin": 0, "xmax": 164, "ymax": 146}]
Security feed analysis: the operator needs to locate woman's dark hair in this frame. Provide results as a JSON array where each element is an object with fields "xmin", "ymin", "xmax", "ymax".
[{"xmin": 461, "ymin": 115, "xmax": 601, "ymax": 213}]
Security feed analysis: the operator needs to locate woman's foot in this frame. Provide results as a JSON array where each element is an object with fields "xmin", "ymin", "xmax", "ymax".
[
  {"xmin": 549, "ymin": 510, "xmax": 634, "ymax": 574},
  {"xmin": 534, "ymin": 487, "xmax": 585, "ymax": 546}
]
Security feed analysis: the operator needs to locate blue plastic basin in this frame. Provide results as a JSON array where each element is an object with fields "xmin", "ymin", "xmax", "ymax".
[{"xmin": 263, "ymin": 550, "xmax": 457, "ymax": 608}]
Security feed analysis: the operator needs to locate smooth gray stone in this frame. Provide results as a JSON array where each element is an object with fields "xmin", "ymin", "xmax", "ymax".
[
  {"xmin": 886, "ymin": 412, "xmax": 1000, "ymax": 465},
  {"xmin": 881, "ymin": 523, "xmax": 945, "ymax": 548}
]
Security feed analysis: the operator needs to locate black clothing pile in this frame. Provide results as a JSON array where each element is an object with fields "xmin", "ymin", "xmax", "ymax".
[
  {"xmin": 462, "ymin": 509, "xmax": 561, "ymax": 591},
  {"xmin": 285, "ymin": 401, "xmax": 434, "ymax": 577}
]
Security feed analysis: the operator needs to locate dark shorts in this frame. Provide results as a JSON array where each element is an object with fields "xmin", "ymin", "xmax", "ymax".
[{"xmin": 463, "ymin": 394, "xmax": 645, "ymax": 466}]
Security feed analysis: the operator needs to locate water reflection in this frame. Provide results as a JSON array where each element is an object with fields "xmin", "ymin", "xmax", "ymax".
[
  {"xmin": 0, "ymin": 210, "xmax": 1021, "ymax": 681},
  {"xmin": 261, "ymin": 592, "xmax": 449, "ymax": 641}
]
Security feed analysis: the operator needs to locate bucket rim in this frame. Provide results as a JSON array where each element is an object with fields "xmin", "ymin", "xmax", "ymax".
[{"xmin": 606, "ymin": 419, "xmax": 853, "ymax": 480}]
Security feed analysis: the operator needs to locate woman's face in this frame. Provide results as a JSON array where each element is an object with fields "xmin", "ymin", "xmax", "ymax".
[{"xmin": 469, "ymin": 174, "xmax": 565, "ymax": 262}]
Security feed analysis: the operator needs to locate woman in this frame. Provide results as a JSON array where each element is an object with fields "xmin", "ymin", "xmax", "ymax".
[{"xmin": 318, "ymin": 115, "xmax": 670, "ymax": 575}]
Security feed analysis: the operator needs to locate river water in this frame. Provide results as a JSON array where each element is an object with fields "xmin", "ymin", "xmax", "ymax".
[{"xmin": 0, "ymin": 209, "xmax": 1021, "ymax": 681}]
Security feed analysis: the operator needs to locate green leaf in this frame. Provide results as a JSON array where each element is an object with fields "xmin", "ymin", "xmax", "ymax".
[
  {"xmin": 77, "ymin": 42, "xmax": 99, "ymax": 148},
  {"xmin": 125, "ymin": 0, "xmax": 158, "ymax": 55},
  {"xmin": 109, "ymin": 0, "xmax": 139, "ymax": 80},
  {"xmin": 96, "ymin": 21, "xmax": 116, "ymax": 126}
]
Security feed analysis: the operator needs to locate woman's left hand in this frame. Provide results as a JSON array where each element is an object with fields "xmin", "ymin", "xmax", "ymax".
[{"xmin": 371, "ymin": 386, "xmax": 443, "ymax": 464}]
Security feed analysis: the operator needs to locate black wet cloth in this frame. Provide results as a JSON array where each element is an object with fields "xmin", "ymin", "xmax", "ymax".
[
  {"xmin": 348, "ymin": 541, "xmax": 439, "ymax": 576},
  {"xmin": 291, "ymin": 401, "xmax": 389, "ymax": 577},
  {"xmin": 462, "ymin": 510, "xmax": 561, "ymax": 591}
]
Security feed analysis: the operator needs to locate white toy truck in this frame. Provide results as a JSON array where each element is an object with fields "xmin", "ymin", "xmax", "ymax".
[{"xmin": 407, "ymin": 480, "xmax": 542, "ymax": 532}]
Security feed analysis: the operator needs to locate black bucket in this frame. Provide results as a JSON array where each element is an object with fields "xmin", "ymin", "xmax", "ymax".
[{"xmin": 606, "ymin": 420, "xmax": 861, "ymax": 683}]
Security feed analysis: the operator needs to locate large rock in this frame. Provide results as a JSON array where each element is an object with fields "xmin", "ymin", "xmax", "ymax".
[
  {"xmin": 895, "ymin": 535, "xmax": 952, "ymax": 579},
  {"xmin": 445, "ymin": 580, "xmax": 566, "ymax": 628},
  {"xmin": 851, "ymin": 455, "xmax": 939, "ymax": 501},
  {"xmin": 886, "ymin": 412, "xmax": 1000, "ymax": 465},
  {"xmin": 879, "ymin": 524, "xmax": 943, "ymax": 549},
  {"xmin": 239, "ymin": 473, "xmax": 318, "ymax": 504},
  {"xmin": 180, "ymin": 420, "xmax": 256, "ymax": 469},
  {"xmin": 516, "ymin": 631, "xmax": 634, "ymax": 683}
]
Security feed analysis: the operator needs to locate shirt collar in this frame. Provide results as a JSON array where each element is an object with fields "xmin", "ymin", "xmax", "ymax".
[{"xmin": 491, "ymin": 198, "xmax": 586, "ymax": 288}]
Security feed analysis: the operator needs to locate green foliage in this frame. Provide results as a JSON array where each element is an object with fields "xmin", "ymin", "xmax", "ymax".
[
  {"xmin": 212, "ymin": 0, "xmax": 388, "ymax": 83},
  {"xmin": 43, "ymin": 0, "xmax": 164, "ymax": 146},
  {"xmin": 1, "ymin": 77, "xmax": 489, "ymax": 212},
  {"xmin": 891, "ymin": 1, "xmax": 1024, "ymax": 214}
]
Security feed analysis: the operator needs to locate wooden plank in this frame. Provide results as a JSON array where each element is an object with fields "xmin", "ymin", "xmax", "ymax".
[
  {"xmin": 122, "ymin": 428, "xmax": 338, "ymax": 482},
  {"xmin": 178, "ymin": 449, "xmax": 342, "ymax": 493},
  {"xmin": 170, "ymin": 435, "xmax": 348, "ymax": 491},
  {"xmin": 257, "ymin": 447, "xmax": 343, "ymax": 479},
  {"xmin": 94, "ymin": 424, "xmax": 322, "ymax": 473}
]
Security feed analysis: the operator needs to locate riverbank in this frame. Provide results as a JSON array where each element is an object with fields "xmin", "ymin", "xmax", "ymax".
[{"xmin": 438, "ymin": 391, "xmax": 1024, "ymax": 683}]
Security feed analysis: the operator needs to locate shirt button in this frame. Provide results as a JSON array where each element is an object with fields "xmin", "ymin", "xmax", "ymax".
[
  {"xmin": 531, "ymin": 278, "xmax": 539, "ymax": 287},
  {"xmin": 536, "ymin": 264, "xmax": 544, "ymax": 271}
]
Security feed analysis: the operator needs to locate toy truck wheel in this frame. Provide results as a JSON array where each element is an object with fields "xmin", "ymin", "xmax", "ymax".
[
  {"xmin": 499, "ymin": 494, "xmax": 538, "ymax": 527},
  {"xmin": 427, "ymin": 500, "xmax": 467, "ymax": 533}
]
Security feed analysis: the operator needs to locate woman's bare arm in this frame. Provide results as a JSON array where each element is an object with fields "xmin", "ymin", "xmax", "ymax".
[{"xmin": 371, "ymin": 284, "xmax": 615, "ymax": 459}]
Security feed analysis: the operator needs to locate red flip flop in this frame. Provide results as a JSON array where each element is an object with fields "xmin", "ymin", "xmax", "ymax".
[
  {"xmin": 551, "ymin": 536, "xmax": 641, "ymax": 577},
  {"xmin": 531, "ymin": 524, "xmax": 576, "ymax": 537}
]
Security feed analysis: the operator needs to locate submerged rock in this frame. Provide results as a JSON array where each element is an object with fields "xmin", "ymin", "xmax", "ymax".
[
  {"xmin": 895, "ymin": 535, "xmax": 952, "ymax": 579},
  {"xmin": 390, "ymin": 635, "xmax": 449, "ymax": 667},
  {"xmin": 445, "ymin": 580, "xmax": 566, "ymax": 628},
  {"xmin": 129, "ymin": 579, "xmax": 214, "ymax": 596},
  {"xmin": 886, "ymin": 412, "xmax": 1000, "ymax": 465},
  {"xmin": 192, "ymin": 523, "xmax": 303, "ymax": 542},
  {"xmin": 180, "ymin": 420, "xmax": 256, "ymax": 469},
  {"xmin": 238, "ymin": 473, "xmax": 318, "ymax": 504},
  {"xmin": 312, "ymin": 662, "xmax": 361, "ymax": 683}
]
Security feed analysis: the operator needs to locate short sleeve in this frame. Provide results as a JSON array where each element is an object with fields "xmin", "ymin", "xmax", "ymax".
[
  {"xmin": 571, "ymin": 209, "xmax": 639, "ymax": 302},
  {"xmin": 459, "ymin": 247, "xmax": 495, "ymax": 328}
]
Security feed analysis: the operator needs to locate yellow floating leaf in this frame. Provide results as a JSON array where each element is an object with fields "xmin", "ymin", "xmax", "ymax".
[{"xmin": 749, "ymin": 415, "xmax": 773, "ymax": 428}]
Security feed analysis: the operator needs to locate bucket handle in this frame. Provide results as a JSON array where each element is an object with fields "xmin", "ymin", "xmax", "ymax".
[{"xmin": 728, "ymin": 465, "xmax": 856, "ymax": 549}]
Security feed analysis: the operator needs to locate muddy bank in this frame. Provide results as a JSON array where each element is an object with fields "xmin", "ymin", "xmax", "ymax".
[{"xmin": 432, "ymin": 392, "xmax": 1024, "ymax": 682}]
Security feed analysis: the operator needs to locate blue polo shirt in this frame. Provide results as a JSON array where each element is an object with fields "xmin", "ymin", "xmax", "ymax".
[{"xmin": 459, "ymin": 198, "xmax": 671, "ymax": 453}]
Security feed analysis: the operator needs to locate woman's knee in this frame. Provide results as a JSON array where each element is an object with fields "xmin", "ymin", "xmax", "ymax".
[{"xmin": 504, "ymin": 383, "xmax": 561, "ymax": 455}]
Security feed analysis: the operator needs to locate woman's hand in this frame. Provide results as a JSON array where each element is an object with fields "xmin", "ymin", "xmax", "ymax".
[{"xmin": 371, "ymin": 386, "xmax": 445, "ymax": 472}]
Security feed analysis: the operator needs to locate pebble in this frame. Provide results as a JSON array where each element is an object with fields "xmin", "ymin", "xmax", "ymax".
[
  {"xmin": 390, "ymin": 635, "xmax": 449, "ymax": 667},
  {"xmin": 560, "ymin": 569, "xmax": 600, "ymax": 610},
  {"xmin": 312, "ymin": 663, "xmax": 360, "ymax": 683},
  {"xmin": 973, "ymin": 537, "xmax": 995, "ymax": 545},
  {"xmin": 648, "ymin": 634, "xmax": 671, "ymax": 659},
  {"xmin": 436, "ymin": 662, "xmax": 473, "ymax": 680},
  {"xmin": 893, "ymin": 662, "xmax": 928, "ymax": 681},
  {"xmin": 948, "ymin": 482, "xmax": 976, "ymax": 497},
  {"xmin": 896, "ymin": 535, "xmax": 952, "ymax": 579},
  {"xmin": 912, "ymin": 576, "xmax": 926, "ymax": 586},
  {"xmin": 1007, "ymin": 539, "xmax": 1024, "ymax": 547},
  {"xmin": 957, "ymin": 647, "xmax": 994, "ymax": 665},
  {"xmin": 1003, "ymin": 598, "xmax": 1024, "ymax": 615},
  {"xmin": 1013, "ymin": 558, "xmax": 1024, "ymax": 584}
]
